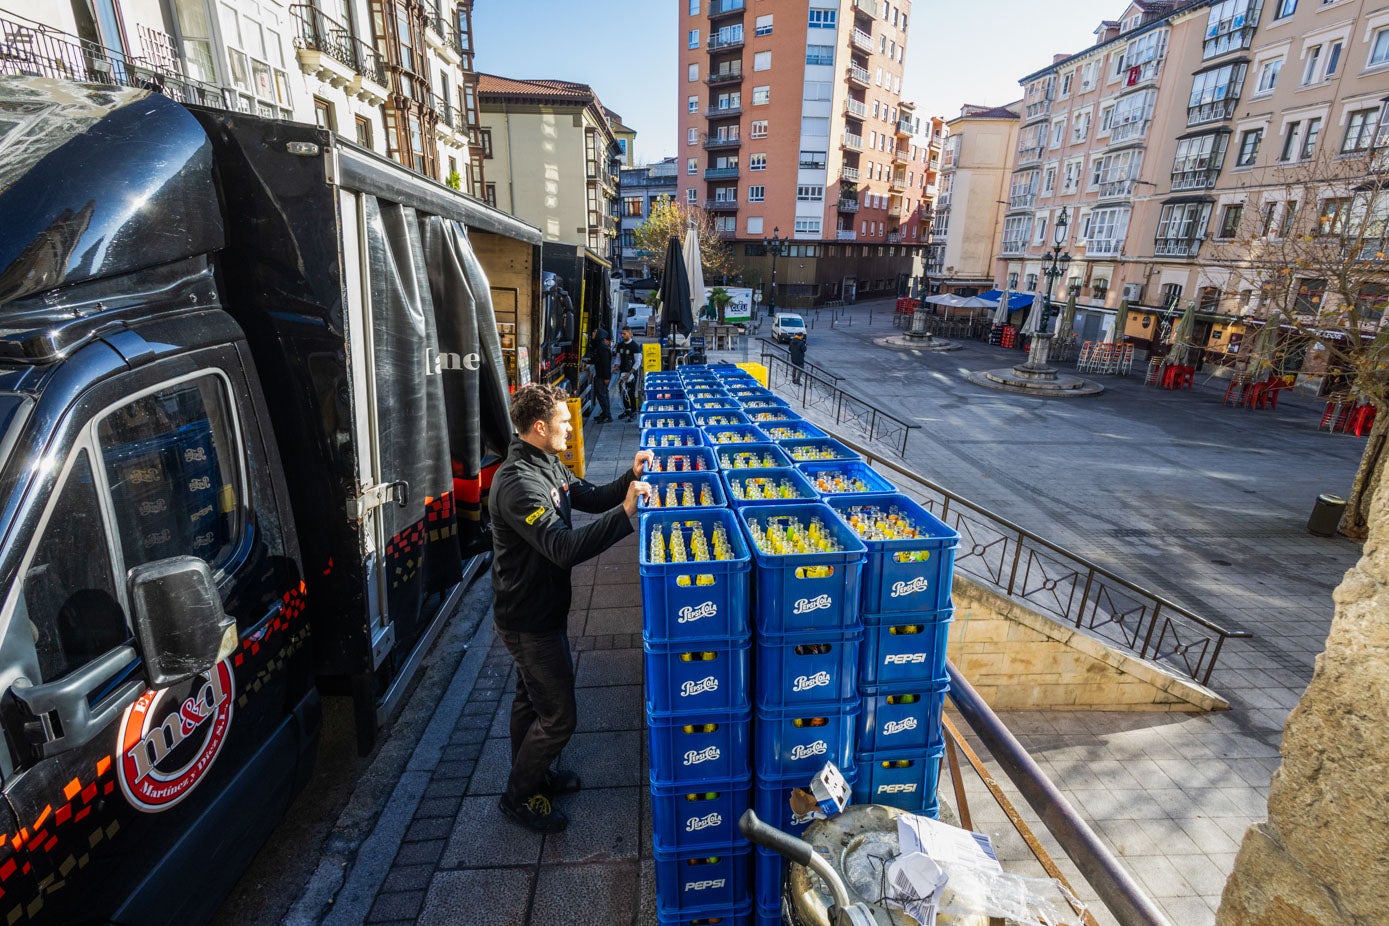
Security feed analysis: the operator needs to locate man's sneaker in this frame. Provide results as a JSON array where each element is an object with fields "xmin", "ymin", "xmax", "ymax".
[
  {"xmin": 499, "ymin": 793, "xmax": 568, "ymax": 833},
  {"xmin": 543, "ymin": 768, "xmax": 582, "ymax": 795}
]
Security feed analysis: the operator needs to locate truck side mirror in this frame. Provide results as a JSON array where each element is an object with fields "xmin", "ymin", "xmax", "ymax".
[{"xmin": 129, "ymin": 556, "xmax": 237, "ymax": 688}]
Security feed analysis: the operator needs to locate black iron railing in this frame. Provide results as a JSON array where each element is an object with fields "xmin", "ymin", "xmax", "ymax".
[
  {"xmin": 759, "ymin": 340, "xmax": 918, "ymax": 456},
  {"xmin": 0, "ymin": 7, "xmax": 229, "ymax": 108},
  {"xmin": 290, "ymin": 4, "xmax": 386, "ymax": 86}
]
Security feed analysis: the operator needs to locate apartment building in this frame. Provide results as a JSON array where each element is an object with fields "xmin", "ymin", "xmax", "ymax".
[
  {"xmin": 476, "ymin": 75, "xmax": 622, "ymax": 265},
  {"xmin": 677, "ymin": 0, "xmax": 934, "ymax": 306},
  {"xmin": 7, "ymin": 0, "xmax": 484, "ymax": 194},
  {"xmin": 935, "ymin": 104, "xmax": 1022, "ymax": 294},
  {"xmin": 993, "ymin": 0, "xmax": 1389, "ymax": 359},
  {"xmin": 620, "ymin": 158, "xmax": 681, "ymax": 276}
]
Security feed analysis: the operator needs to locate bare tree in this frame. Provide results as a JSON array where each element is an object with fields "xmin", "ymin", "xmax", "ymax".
[
  {"xmin": 1203, "ymin": 145, "xmax": 1389, "ymax": 539},
  {"xmin": 633, "ymin": 195, "xmax": 734, "ymax": 280}
]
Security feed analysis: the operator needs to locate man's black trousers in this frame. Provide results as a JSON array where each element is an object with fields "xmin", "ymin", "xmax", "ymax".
[{"xmin": 500, "ymin": 629, "xmax": 577, "ymax": 801}]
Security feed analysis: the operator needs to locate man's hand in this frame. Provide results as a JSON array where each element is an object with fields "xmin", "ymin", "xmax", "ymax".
[
  {"xmin": 632, "ymin": 449, "xmax": 655, "ymax": 478},
  {"xmin": 623, "ymin": 480, "xmax": 651, "ymax": 517}
]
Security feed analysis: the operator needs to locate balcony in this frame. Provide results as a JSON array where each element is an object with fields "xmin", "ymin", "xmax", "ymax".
[
  {"xmin": 852, "ymin": 0, "xmax": 877, "ymax": 13},
  {"xmin": 1016, "ymin": 144, "xmax": 1045, "ymax": 166},
  {"xmin": 291, "ymin": 5, "xmax": 389, "ymax": 99},
  {"xmin": 847, "ymin": 64, "xmax": 870, "ymax": 87},
  {"xmin": 888, "ymin": 203, "xmax": 903, "ymax": 216},
  {"xmin": 704, "ymin": 199, "xmax": 740, "ymax": 211},
  {"xmin": 717, "ymin": 227, "xmax": 739, "ymax": 239},
  {"xmin": 706, "ymin": 105, "xmax": 742, "ymax": 119},
  {"xmin": 886, "ymin": 232, "xmax": 901, "ymax": 243},
  {"xmin": 424, "ymin": 11, "xmax": 462, "ymax": 65},
  {"xmin": 1097, "ymin": 178, "xmax": 1136, "ymax": 199},
  {"xmin": 1154, "ymin": 237, "xmax": 1203, "ymax": 257},
  {"xmin": 851, "ymin": 29, "xmax": 874, "ymax": 52},
  {"xmin": 888, "ymin": 177, "xmax": 906, "ymax": 192},
  {"xmin": 708, "ymin": 33, "xmax": 745, "ymax": 52},
  {"xmin": 707, "ymin": 67, "xmax": 744, "ymax": 85},
  {"xmin": 897, "ymin": 118, "xmax": 913, "ymax": 136},
  {"xmin": 708, "ymin": 0, "xmax": 746, "ymax": 20},
  {"xmin": 842, "ymin": 132, "xmax": 864, "ymax": 151},
  {"xmin": 430, "ymin": 93, "xmax": 465, "ymax": 141},
  {"xmin": 842, "ymin": 166, "xmax": 861, "ymax": 181},
  {"xmin": 999, "ymin": 239, "xmax": 1028, "ymax": 257},
  {"xmin": 1109, "ymin": 119, "xmax": 1150, "ymax": 144},
  {"xmin": 837, "ymin": 198, "xmax": 860, "ymax": 212},
  {"xmin": 837, "ymin": 229, "xmax": 858, "ymax": 241},
  {"xmin": 892, "ymin": 148, "xmax": 909, "ymax": 165},
  {"xmin": 1085, "ymin": 237, "xmax": 1122, "ymax": 257},
  {"xmin": 845, "ymin": 98, "xmax": 867, "ymax": 119},
  {"xmin": 1024, "ymin": 98, "xmax": 1052, "ymax": 122},
  {"xmin": 704, "ymin": 134, "xmax": 742, "ymax": 150},
  {"xmin": 1009, "ymin": 191, "xmax": 1037, "ymax": 210},
  {"xmin": 1187, "ymin": 97, "xmax": 1239, "ymax": 127},
  {"xmin": 704, "ymin": 166, "xmax": 741, "ymax": 180},
  {"xmin": 1170, "ymin": 167, "xmax": 1220, "ymax": 191}
]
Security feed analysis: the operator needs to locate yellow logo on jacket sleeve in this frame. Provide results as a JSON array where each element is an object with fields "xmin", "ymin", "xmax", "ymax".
[{"xmin": 525, "ymin": 506, "xmax": 546, "ymax": 525}]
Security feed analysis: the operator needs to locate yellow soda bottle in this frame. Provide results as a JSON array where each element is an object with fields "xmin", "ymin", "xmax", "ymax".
[
  {"xmin": 650, "ymin": 526, "xmax": 665, "ymax": 563},
  {"xmin": 671, "ymin": 527, "xmax": 687, "ymax": 562}
]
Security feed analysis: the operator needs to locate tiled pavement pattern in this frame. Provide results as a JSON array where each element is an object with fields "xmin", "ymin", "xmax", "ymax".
[{"xmin": 285, "ymin": 306, "xmax": 1361, "ymax": 926}]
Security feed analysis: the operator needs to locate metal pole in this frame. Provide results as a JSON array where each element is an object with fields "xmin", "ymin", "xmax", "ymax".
[{"xmin": 946, "ymin": 663, "xmax": 1177, "ymax": 926}]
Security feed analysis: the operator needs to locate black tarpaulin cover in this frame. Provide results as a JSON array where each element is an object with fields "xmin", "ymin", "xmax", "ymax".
[{"xmin": 659, "ymin": 236, "xmax": 694, "ymax": 337}]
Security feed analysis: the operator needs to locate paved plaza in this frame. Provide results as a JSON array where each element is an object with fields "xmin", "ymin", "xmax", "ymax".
[{"xmin": 258, "ymin": 297, "xmax": 1364, "ymax": 926}]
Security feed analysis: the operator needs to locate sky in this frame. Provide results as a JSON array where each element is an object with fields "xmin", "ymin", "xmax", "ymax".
[{"xmin": 472, "ymin": 0, "xmax": 1127, "ymax": 164}]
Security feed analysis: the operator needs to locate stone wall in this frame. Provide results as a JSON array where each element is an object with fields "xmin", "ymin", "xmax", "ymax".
[
  {"xmin": 948, "ymin": 576, "xmax": 1227, "ymax": 711},
  {"xmin": 1215, "ymin": 478, "xmax": 1389, "ymax": 924}
]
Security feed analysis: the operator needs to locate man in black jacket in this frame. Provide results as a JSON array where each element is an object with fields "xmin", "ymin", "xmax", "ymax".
[
  {"xmin": 615, "ymin": 327, "xmax": 641, "ymax": 420},
  {"xmin": 490, "ymin": 383, "xmax": 652, "ymax": 833},
  {"xmin": 588, "ymin": 331, "xmax": 614, "ymax": 422},
  {"xmin": 789, "ymin": 331, "xmax": 808, "ymax": 384}
]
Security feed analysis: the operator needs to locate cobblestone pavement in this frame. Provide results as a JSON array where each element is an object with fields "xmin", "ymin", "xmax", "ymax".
[{"xmin": 274, "ymin": 304, "xmax": 1362, "ymax": 926}]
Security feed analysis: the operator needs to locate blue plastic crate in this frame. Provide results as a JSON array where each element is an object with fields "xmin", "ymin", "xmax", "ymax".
[
  {"xmin": 651, "ymin": 774, "xmax": 753, "ymax": 851},
  {"xmin": 735, "ymin": 503, "xmax": 866, "ymax": 635},
  {"xmin": 646, "ymin": 373, "xmax": 682, "ymax": 384},
  {"xmin": 643, "ymin": 400, "xmax": 693, "ymax": 414},
  {"xmin": 798, "ymin": 461, "xmax": 897, "ymax": 498},
  {"xmin": 657, "ymin": 898, "xmax": 753, "ymax": 926},
  {"xmin": 644, "ymin": 427, "xmax": 707, "ymax": 449},
  {"xmin": 755, "ymin": 625, "xmax": 864, "ymax": 710},
  {"xmin": 694, "ymin": 410, "xmax": 751, "ymax": 428},
  {"xmin": 640, "ymin": 509, "xmax": 751, "ymax": 642},
  {"xmin": 692, "ymin": 398, "xmax": 743, "ymax": 411},
  {"xmin": 728, "ymin": 386, "xmax": 774, "ymax": 399},
  {"xmin": 716, "ymin": 443, "xmax": 793, "ymax": 471},
  {"xmin": 743, "ymin": 408, "xmax": 803, "ymax": 426},
  {"xmin": 649, "ymin": 708, "xmax": 752, "ymax": 786},
  {"xmin": 723, "ymin": 467, "xmax": 818, "ymax": 507},
  {"xmin": 641, "ymin": 471, "xmax": 728, "ymax": 512},
  {"xmin": 827, "ymin": 494, "xmax": 959, "ymax": 613},
  {"xmin": 655, "ymin": 842, "xmax": 753, "ymax": 920},
  {"xmin": 751, "ymin": 766, "xmax": 859, "ymax": 844},
  {"xmin": 642, "ymin": 412, "xmax": 697, "ymax": 430},
  {"xmin": 649, "ymin": 446, "xmax": 719, "ymax": 475},
  {"xmin": 754, "ymin": 849, "xmax": 783, "ymax": 918},
  {"xmin": 704, "ymin": 424, "xmax": 767, "ymax": 446},
  {"xmin": 858, "ymin": 612, "xmax": 953, "ymax": 689},
  {"xmin": 858, "ymin": 678, "xmax": 949, "ymax": 752},
  {"xmin": 754, "ymin": 902, "xmax": 782, "ymax": 926},
  {"xmin": 645, "ymin": 636, "xmax": 752, "ymax": 714},
  {"xmin": 759, "ymin": 421, "xmax": 828, "ymax": 442},
  {"xmin": 851, "ymin": 746, "xmax": 944, "ymax": 814},
  {"xmin": 753, "ymin": 701, "xmax": 861, "ymax": 779},
  {"xmin": 780, "ymin": 438, "xmax": 862, "ymax": 464},
  {"xmin": 647, "ymin": 387, "xmax": 689, "ymax": 402},
  {"xmin": 686, "ymin": 388, "xmax": 731, "ymax": 400},
  {"xmin": 737, "ymin": 396, "xmax": 791, "ymax": 409}
]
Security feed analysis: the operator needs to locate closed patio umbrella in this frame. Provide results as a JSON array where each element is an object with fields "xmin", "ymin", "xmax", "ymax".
[
  {"xmin": 1020, "ymin": 292, "xmax": 1045, "ymax": 336},
  {"xmin": 991, "ymin": 288, "xmax": 1012, "ymax": 326},
  {"xmin": 659, "ymin": 235, "xmax": 695, "ymax": 339},
  {"xmin": 1169, "ymin": 300, "xmax": 1197, "ymax": 365},
  {"xmin": 1105, "ymin": 298, "xmax": 1129, "ymax": 344},
  {"xmin": 1056, "ymin": 290, "xmax": 1079, "ymax": 341},
  {"xmin": 683, "ymin": 220, "xmax": 707, "ymax": 319},
  {"xmin": 1248, "ymin": 319, "xmax": 1279, "ymax": 375}
]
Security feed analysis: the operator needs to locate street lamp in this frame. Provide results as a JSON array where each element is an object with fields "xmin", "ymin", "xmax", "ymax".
[
  {"xmin": 1020, "ymin": 206, "xmax": 1072, "ymax": 372},
  {"xmin": 764, "ymin": 226, "xmax": 786, "ymax": 314}
]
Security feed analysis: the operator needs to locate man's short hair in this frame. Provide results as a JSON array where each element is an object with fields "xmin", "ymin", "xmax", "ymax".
[{"xmin": 510, "ymin": 383, "xmax": 569, "ymax": 434}]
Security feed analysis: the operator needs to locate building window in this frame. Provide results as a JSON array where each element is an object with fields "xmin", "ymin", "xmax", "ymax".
[
  {"xmin": 753, "ymin": 51, "xmax": 771, "ymax": 71},
  {"xmin": 1260, "ymin": 201, "xmax": 1279, "ymax": 235},
  {"xmin": 484, "ymin": 183, "xmax": 496, "ymax": 207},
  {"xmin": 1318, "ymin": 197, "xmax": 1350, "ymax": 235},
  {"xmin": 1154, "ymin": 202, "xmax": 1211, "ymax": 254},
  {"xmin": 750, "ymin": 120, "xmax": 768, "ymax": 138},
  {"xmin": 688, "ymin": 63, "xmax": 699, "ymax": 82},
  {"xmin": 747, "ymin": 217, "xmax": 764, "ymax": 234},
  {"xmin": 623, "ymin": 197, "xmax": 643, "ymax": 217},
  {"xmin": 689, "ymin": 29, "xmax": 699, "ymax": 48},
  {"xmin": 1171, "ymin": 133, "xmax": 1228, "ymax": 190},
  {"xmin": 1255, "ymin": 58, "xmax": 1282, "ymax": 94},
  {"xmin": 1072, "ymin": 110, "xmax": 1091, "ymax": 143},
  {"xmin": 688, "ymin": 128, "xmax": 698, "ymax": 145},
  {"xmin": 1301, "ymin": 45, "xmax": 1323, "ymax": 85},
  {"xmin": 1188, "ymin": 63, "xmax": 1247, "ymax": 125},
  {"xmin": 1279, "ymin": 200, "xmax": 1299, "ymax": 237},
  {"xmin": 806, "ymin": 45, "xmax": 834, "ymax": 66},
  {"xmin": 748, "ymin": 185, "xmax": 765, "ymax": 202},
  {"xmin": 687, "ymin": 189, "xmax": 698, "ymax": 203},
  {"xmin": 313, "ymin": 97, "xmax": 336, "ymax": 132},
  {"xmin": 687, "ymin": 158, "xmax": 698, "ymax": 174},
  {"xmin": 797, "ymin": 185, "xmax": 824, "ymax": 201},
  {"xmin": 1343, "ymin": 108, "xmax": 1382, "ymax": 153},
  {"xmin": 752, "ymin": 86, "xmax": 770, "ymax": 105},
  {"xmin": 808, "ymin": 9, "xmax": 836, "ymax": 28},
  {"xmin": 1281, "ymin": 121, "xmax": 1303, "ymax": 160},
  {"xmin": 755, "ymin": 14, "xmax": 773, "ymax": 35},
  {"xmin": 688, "ymin": 95, "xmax": 699, "ymax": 113},
  {"xmin": 480, "ymin": 128, "xmax": 493, "ymax": 158},
  {"xmin": 355, "ymin": 115, "xmax": 373, "ymax": 147},
  {"xmin": 1203, "ymin": 0, "xmax": 1258, "ymax": 59},
  {"xmin": 1300, "ymin": 117, "xmax": 1322, "ymax": 160},
  {"xmin": 1217, "ymin": 203, "xmax": 1244, "ymax": 237},
  {"xmin": 1274, "ymin": 0, "xmax": 1297, "ymax": 18},
  {"xmin": 750, "ymin": 154, "xmax": 766, "ymax": 170},
  {"xmin": 794, "ymin": 217, "xmax": 821, "ymax": 236},
  {"xmin": 1370, "ymin": 28, "xmax": 1389, "ymax": 67},
  {"xmin": 1236, "ymin": 127, "xmax": 1262, "ymax": 166}
]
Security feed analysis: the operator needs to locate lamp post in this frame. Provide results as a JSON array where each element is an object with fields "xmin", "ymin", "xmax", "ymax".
[
  {"xmin": 764, "ymin": 226, "xmax": 786, "ymax": 315},
  {"xmin": 1021, "ymin": 205, "xmax": 1072, "ymax": 373}
]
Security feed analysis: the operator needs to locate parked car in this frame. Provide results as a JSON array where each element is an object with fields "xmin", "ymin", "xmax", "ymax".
[
  {"xmin": 772, "ymin": 313, "xmax": 807, "ymax": 343},
  {"xmin": 625, "ymin": 302, "xmax": 655, "ymax": 334}
]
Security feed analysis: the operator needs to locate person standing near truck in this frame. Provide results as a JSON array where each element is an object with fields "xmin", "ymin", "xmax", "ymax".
[
  {"xmin": 490, "ymin": 383, "xmax": 653, "ymax": 832},
  {"xmin": 587, "ymin": 330, "xmax": 615, "ymax": 422},
  {"xmin": 615, "ymin": 327, "xmax": 641, "ymax": 420}
]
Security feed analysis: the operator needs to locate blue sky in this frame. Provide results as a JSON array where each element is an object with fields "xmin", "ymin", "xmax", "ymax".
[{"xmin": 473, "ymin": 0, "xmax": 1127, "ymax": 163}]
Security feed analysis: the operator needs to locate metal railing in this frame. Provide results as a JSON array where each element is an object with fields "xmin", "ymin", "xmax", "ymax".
[
  {"xmin": 769, "ymin": 416, "xmax": 1249, "ymax": 686},
  {"xmin": 759, "ymin": 341, "xmax": 919, "ymax": 457},
  {"xmin": 0, "ymin": 7, "xmax": 231, "ymax": 108},
  {"xmin": 291, "ymin": 4, "xmax": 387, "ymax": 85}
]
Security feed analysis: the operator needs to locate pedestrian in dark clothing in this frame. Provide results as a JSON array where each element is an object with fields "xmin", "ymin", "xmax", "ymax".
[
  {"xmin": 589, "ymin": 331, "xmax": 614, "ymax": 422},
  {"xmin": 788, "ymin": 331, "xmax": 807, "ymax": 384},
  {"xmin": 615, "ymin": 327, "xmax": 641, "ymax": 419},
  {"xmin": 490, "ymin": 383, "xmax": 653, "ymax": 832}
]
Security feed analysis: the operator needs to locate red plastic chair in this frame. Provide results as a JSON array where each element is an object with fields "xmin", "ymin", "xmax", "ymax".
[
  {"xmin": 1262, "ymin": 381, "xmax": 1288, "ymax": 410},
  {"xmin": 1244, "ymin": 382, "xmax": 1268, "ymax": 409},
  {"xmin": 1176, "ymin": 366, "xmax": 1195, "ymax": 389},
  {"xmin": 1351, "ymin": 405, "xmax": 1377, "ymax": 437}
]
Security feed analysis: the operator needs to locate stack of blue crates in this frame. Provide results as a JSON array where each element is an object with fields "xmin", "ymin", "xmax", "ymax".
[{"xmin": 641, "ymin": 371, "xmax": 754, "ymax": 926}]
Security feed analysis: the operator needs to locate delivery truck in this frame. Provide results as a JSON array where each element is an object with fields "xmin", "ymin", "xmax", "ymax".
[{"xmin": 0, "ymin": 77, "xmax": 541, "ymax": 923}]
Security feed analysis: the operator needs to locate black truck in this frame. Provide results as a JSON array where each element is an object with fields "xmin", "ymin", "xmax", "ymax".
[{"xmin": 0, "ymin": 78, "xmax": 542, "ymax": 923}]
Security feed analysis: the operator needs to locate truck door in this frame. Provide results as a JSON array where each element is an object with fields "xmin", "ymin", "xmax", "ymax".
[{"xmin": 0, "ymin": 346, "xmax": 305, "ymax": 923}]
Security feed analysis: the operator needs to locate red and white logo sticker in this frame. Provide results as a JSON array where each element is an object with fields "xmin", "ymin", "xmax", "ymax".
[{"xmin": 117, "ymin": 660, "xmax": 235, "ymax": 813}]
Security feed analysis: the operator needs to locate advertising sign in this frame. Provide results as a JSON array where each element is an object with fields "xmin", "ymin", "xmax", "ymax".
[{"xmin": 721, "ymin": 287, "xmax": 754, "ymax": 324}]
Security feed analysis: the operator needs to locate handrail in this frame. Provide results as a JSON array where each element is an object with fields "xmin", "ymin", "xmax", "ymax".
[
  {"xmin": 947, "ymin": 662, "xmax": 1176, "ymax": 926},
  {"xmin": 781, "ymin": 414, "xmax": 1250, "ymax": 686}
]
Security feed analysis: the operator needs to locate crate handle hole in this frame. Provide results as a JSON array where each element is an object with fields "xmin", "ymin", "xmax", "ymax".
[
  {"xmin": 686, "ymin": 856, "xmax": 723, "ymax": 866},
  {"xmin": 793, "ymin": 643, "xmax": 834, "ymax": 656},
  {"xmin": 680, "ymin": 723, "xmax": 719, "ymax": 734},
  {"xmin": 885, "ymin": 694, "xmax": 921, "ymax": 705},
  {"xmin": 679, "ymin": 651, "xmax": 717, "ymax": 662},
  {"xmin": 684, "ymin": 791, "xmax": 722, "ymax": 802},
  {"xmin": 888, "ymin": 625, "xmax": 924, "ymax": 636},
  {"xmin": 794, "ymin": 566, "xmax": 835, "ymax": 579},
  {"xmin": 893, "ymin": 550, "xmax": 932, "ymax": 563}
]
